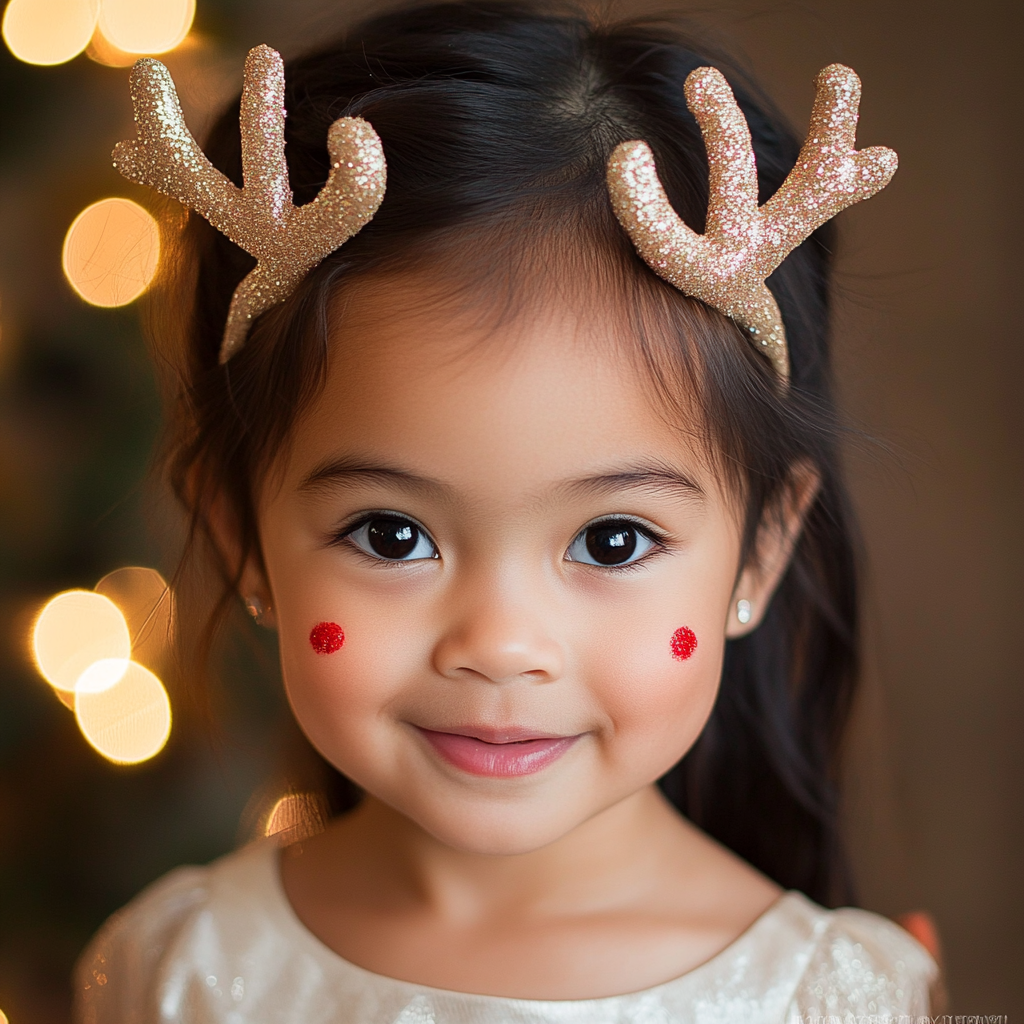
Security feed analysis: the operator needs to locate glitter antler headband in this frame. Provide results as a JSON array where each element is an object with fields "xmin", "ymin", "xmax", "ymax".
[
  {"xmin": 113, "ymin": 45, "xmax": 387, "ymax": 363},
  {"xmin": 607, "ymin": 64, "xmax": 897, "ymax": 381}
]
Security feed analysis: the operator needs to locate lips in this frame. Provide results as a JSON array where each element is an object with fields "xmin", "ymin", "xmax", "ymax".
[{"xmin": 415, "ymin": 725, "xmax": 580, "ymax": 777}]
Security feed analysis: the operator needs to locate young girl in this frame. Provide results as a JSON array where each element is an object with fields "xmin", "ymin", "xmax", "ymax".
[{"xmin": 76, "ymin": 3, "xmax": 939, "ymax": 1019}]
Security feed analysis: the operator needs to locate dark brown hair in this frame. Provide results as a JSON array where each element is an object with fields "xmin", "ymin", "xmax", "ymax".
[{"xmin": 158, "ymin": 1, "xmax": 859, "ymax": 906}]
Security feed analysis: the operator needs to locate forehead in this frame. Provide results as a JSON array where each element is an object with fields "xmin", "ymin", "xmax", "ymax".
[{"xmin": 283, "ymin": 273, "xmax": 717, "ymax": 506}]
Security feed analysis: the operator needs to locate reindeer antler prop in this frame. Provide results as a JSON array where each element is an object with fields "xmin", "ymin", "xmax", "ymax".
[
  {"xmin": 607, "ymin": 64, "xmax": 897, "ymax": 381},
  {"xmin": 113, "ymin": 45, "xmax": 387, "ymax": 363}
]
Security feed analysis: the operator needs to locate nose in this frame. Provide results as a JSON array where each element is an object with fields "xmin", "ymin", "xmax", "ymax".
[{"xmin": 431, "ymin": 574, "xmax": 565, "ymax": 685}]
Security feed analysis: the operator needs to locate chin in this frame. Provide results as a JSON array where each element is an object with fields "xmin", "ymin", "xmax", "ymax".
[
  {"xmin": 420, "ymin": 812, "xmax": 578, "ymax": 856},
  {"xmin": 398, "ymin": 787, "xmax": 592, "ymax": 856}
]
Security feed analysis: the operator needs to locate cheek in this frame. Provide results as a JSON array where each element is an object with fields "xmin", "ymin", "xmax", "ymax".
[
  {"xmin": 582, "ymin": 608, "xmax": 723, "ymax": 774},
  {"xmin": 275, "ymin": 591, "xmax": 417, "ymax": 772}
]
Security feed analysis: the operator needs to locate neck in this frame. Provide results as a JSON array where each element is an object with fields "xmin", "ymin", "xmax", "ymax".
[{"xmin": 318, "ymin": 784, "xmax": 699, "ymax": 922}]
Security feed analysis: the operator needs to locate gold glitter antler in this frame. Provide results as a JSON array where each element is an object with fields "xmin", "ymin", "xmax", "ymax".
[
  {"xmin": 113, "ymin": 45, "xmax": 387, "ymax": 363},
  {"xmin": 607, "ymin": 64, "xmax": 897, "ymax": 380}
]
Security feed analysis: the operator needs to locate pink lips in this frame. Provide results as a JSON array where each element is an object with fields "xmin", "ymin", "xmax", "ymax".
[{"xmin": 416, "ymin": 726, "xmax": 580, "ymax": 777}]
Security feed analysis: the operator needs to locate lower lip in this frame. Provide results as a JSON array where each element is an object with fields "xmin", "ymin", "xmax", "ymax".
[{"xmin": 416, "ymin": 728, "xmax": 580, "ymax": 777}]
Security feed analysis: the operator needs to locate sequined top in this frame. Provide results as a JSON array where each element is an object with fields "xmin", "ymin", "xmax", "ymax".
[{"xmin": 74, "ymin": 841, "xmax": 936, "ymax": 1023}]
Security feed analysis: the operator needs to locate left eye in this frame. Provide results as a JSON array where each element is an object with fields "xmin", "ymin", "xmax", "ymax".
[{"xmin": 565, "ymin": 520, "xmax": 658, "ymax": 567}]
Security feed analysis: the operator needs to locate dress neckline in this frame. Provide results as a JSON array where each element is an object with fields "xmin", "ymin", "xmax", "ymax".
[{"xmin": 255, "ymin": 841, "xmax": 812, "ymax": 1006}]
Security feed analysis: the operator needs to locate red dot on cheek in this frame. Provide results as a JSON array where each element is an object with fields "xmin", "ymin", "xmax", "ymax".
[
  {"xmin": 670, "ymin": 626, "xmax": 697, "ymax": 661},
  {"xmin": 309, "ymin": 621, "xmax": 345, "ymax": 655}
]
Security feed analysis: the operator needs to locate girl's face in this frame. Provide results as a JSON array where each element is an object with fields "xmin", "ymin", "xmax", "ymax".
[{"xmin": 254, "ymin": 277, "xmax": 770, "ymax": 855}]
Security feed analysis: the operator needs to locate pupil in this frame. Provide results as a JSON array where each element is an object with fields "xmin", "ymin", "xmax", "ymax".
[
  {"xmin": 586, "ymin": 524, "xmax": 637, "ymax": 565},
  {"xmin": 367, "ymin": 518, "xmax": 418, "ymax": 559}
]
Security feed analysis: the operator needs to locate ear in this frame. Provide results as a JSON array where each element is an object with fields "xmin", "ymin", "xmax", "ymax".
[
  {"xmin": 204, "ymin": 482, "xmax": 278, "ymax": 631},
  {"xmin": 725, "ymin": 461, "xmax": 820, "ymax": 639}
]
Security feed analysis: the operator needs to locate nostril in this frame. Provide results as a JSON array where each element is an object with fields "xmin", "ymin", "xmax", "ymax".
[
  {"xmin": 522, "ymin": 669, "xmax": 556, "ymax": 683},
  {"xmin": 448, "ymin": 665, "xmax": 555, "ymax": 685},
  {"xmin": 433, "ymin": 621, "xmax": 565, "ymax": 684}
]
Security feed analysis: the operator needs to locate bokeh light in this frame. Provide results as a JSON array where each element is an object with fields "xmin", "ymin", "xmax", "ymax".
[
  {"xmin": 95, "ymin": 566, "xmax": 173, "ymax": 672},
  {"xmin": 62, "ymin": 197, "xmax": 160, "ymax": 308},
  {"xmin": 53, "ymin": 687, "xmax": 76, "ymax": 710},
  {"xmin": 264, "ymin": 792, "xmax": 328, "ymax": 842},
  {"xmin": 85, "ymin": 24, "xmax": 137, "ymax": 66},
  {"xmin": 75, "ymin": 660, "xmax": 171, "ymax": 763},
  {"xmin": 77, "ymin": 656, "xmax": 134, "ymax": 694},
  {"xmin": 32, "ymin": 570, "xmax": 175, "ymax": 762},
  {"xmin": 2, "ymin": 0, "xmax": 98, "ymax": 65},
  {"xmin": 32, "ymin": 590, "xmax": 130, "ymax": 693},
  {"xmin": 97, "ymin": 0, "xmax": 194, "ymax": 55}
]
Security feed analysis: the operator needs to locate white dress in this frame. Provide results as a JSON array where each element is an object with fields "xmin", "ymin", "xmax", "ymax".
[{"xmin": 74, "ymin": 840, "xmax": 937, "ymax": 1023}]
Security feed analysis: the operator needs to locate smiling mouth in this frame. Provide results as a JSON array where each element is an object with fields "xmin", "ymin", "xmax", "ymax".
[{"xmin": 414, "ymin": 725, "xmax": 581, "ymax": 777}]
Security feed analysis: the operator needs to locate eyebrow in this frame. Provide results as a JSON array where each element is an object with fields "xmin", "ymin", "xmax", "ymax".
[
  {"xmin": 301, "ymin": 456, "xmax": 704, "ymax": 504},
  {"xmin": 560, "ymin": 462, "xmax": 706, "ymax": 503},
  {"xmin": 300, "ymin": 457, "xmax": 450, "ymax": 496}
]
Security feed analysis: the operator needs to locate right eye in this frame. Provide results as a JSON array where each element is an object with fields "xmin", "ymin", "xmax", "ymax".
[{"xmin": 345, "ymin": 516, "xmax": 438, "ymax": 562}]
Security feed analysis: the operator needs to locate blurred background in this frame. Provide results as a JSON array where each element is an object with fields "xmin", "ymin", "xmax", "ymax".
[{"xmin": 0, "ymin": 0, "xmax": 1020, "ymax": 1018}]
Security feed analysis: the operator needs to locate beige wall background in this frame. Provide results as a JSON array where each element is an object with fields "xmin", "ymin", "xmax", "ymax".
[{"xmin": 708, "ymin": 0, "xmax": 1024, "ymax": 1010}]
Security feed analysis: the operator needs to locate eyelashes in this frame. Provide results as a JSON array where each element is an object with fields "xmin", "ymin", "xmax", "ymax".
[
  {"xmin": 332, "ymin": 511, "xmax": 669, "ymax": 571},
  {"xmin": 345, "ymin": 514, "xmax": 437, "ymax": 562},
  {"xmin": 564, "ymin": 517, "xmax": 663, "ymax": 569}
]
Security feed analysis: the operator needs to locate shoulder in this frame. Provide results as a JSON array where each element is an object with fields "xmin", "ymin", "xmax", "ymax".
[
  {"xmin": 785, "ymin": 893, "xmax": 940, "ymax": 1017},
  {"xmin": 73, "ymin": 841, "xmax": 285, "ymax": 1023}
]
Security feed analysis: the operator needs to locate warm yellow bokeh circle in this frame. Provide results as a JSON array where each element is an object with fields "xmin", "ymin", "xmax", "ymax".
[
  {"xmin": 95, "ymin": 565, "xmax": 174, "ymax": 670},
  {"xmin": 2, "ymin": 0, "xmax": 98, "ymax": 66},
  {"xmin": 32, "ymin": 590, "xmax": 131, "ymax": 693},
  {"xmin": 75, "ymin": 660, "xmax": 172, "ymax": 764},
  {"xmin": 86, "ymin": 27, "xmax": 139, "ymax": 66},
  {"xmin": 62, "ymin": 197, "xmax": 160, "ymax": 308},
  {"xmin": 98, "ymin": 0, "xmax": 194, "ymax": 55}
]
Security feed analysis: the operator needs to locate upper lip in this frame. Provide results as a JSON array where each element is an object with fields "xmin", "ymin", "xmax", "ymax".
[{"xmin": 414, "ymin": 724, "xmax": 575, "ymax": 744}]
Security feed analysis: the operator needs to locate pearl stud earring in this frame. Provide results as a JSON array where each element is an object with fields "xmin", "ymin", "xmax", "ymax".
[
  {"xmin": 244, "ymin": 595, "xmax": 268, "ymax": 625},
  {"xmin": 736, "ymin": 599, "xmax": 752, "ymax": 625}
]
